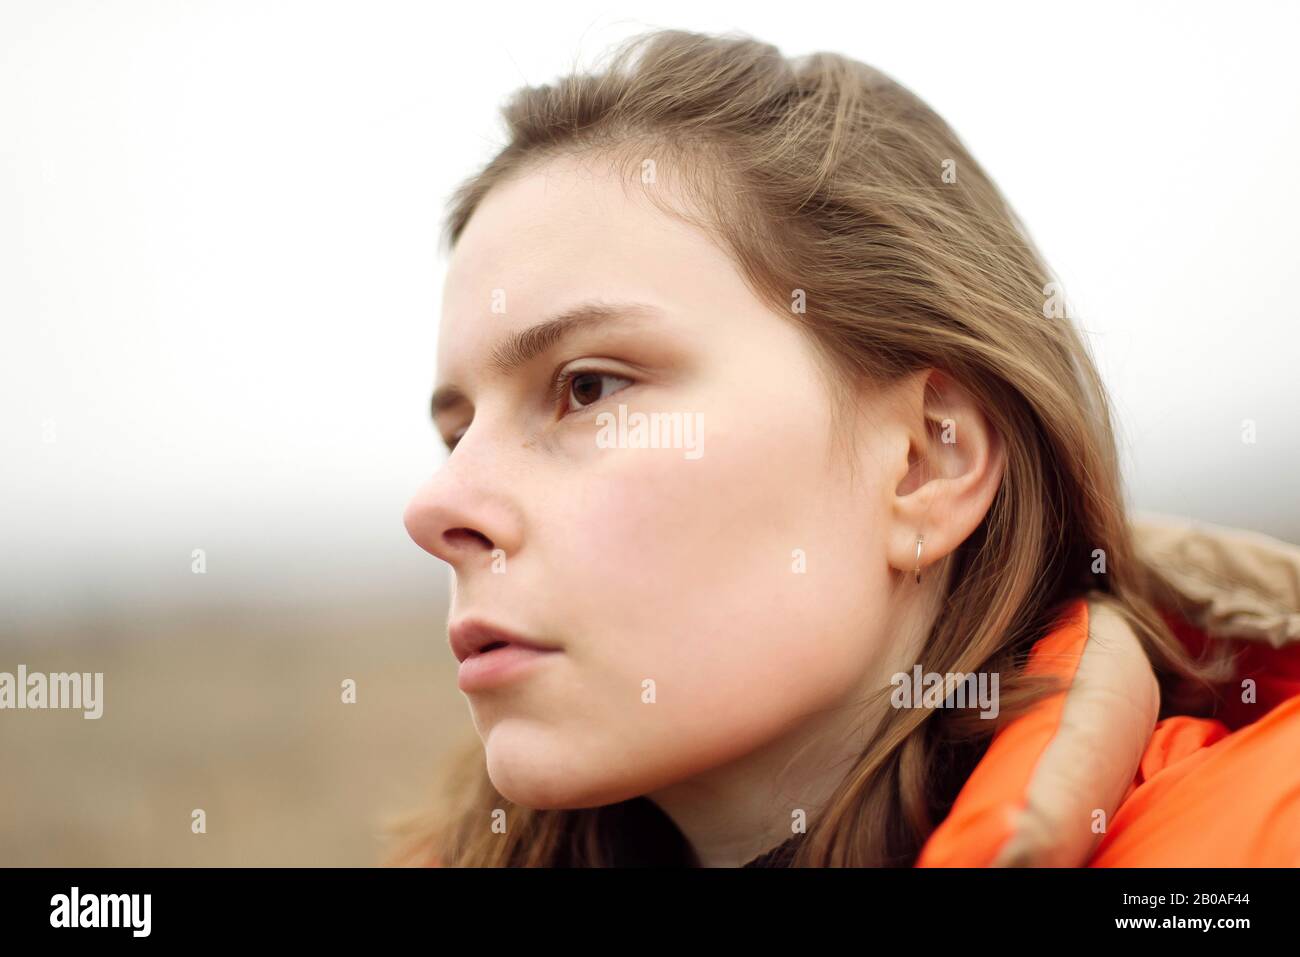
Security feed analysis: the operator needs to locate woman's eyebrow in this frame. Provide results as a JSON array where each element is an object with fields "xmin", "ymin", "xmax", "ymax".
[
  {"xmin": 429, "ymin": 299, "xmax": 661, "ymax": 418},
  {"xmin": 487, "ymin": 299, "xmax": 661, "ymax": 373}
]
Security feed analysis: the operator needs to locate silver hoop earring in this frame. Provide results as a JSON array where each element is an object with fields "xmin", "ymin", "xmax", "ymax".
[{"xmin": 914, "ymin": 534, "xmax": 925, "ymax": 584}]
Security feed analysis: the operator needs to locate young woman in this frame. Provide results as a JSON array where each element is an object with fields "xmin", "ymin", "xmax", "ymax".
[{"xmin": 396, "ymin": 29, "xmax": 1300, "ymax": 866}]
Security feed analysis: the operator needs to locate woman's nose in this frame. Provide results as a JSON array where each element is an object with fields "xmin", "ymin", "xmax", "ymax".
[
  {"xmin": 402, "ymin": 470, "xmax": 509, "ymax": 569},
  {"xmin": 404, "ymin": 485, "xmax": 492, "ymax": 567}
]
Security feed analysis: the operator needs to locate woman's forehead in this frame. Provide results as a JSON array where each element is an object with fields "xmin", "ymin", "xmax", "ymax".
[
  {"xmin": 444, "ymin": 155, "xmax": 715, "ymax": 302},
  {"xmin": 436, "ymin": 164, "xmax": 749, "ymax": 374}
]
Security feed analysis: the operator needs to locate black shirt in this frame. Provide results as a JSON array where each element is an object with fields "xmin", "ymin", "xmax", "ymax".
[{"xmin": 740, "ymin": 833, "xmax": 805, "ymax": 867}]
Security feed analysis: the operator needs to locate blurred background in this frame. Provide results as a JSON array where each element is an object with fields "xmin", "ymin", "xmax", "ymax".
[{"xmin": 1, "ymin": 0, "xmax": 1297, "ymax": 865}]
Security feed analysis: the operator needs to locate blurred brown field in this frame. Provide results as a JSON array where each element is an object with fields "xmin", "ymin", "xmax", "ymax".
[{"xmin": 0, "ymin": 597, "xmax": 472, "ymax": 866}]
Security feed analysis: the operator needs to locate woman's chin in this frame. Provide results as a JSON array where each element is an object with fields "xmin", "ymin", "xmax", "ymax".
[{"xmin": 483, "ymin": 738, "xmax": 649, "ymax": 810}]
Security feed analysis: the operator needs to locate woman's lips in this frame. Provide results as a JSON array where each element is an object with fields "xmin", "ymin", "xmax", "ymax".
[
  {"xmin": 448, "ymin": 619, "xmax": 562, "ymax": 692},
  {"xmin": 456, "ymin": 642, "xmax": 562, "ymax": 692}
]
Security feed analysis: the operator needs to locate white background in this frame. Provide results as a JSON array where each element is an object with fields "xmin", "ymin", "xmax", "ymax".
[{"xmin": 2, "ymin": 0, "xmax": 1297, "ymax": 626}]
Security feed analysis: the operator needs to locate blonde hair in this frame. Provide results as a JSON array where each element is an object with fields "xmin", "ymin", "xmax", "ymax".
[{"xmin": 388, "ymin": 28, "xmax": 1231, "ymax": 866}]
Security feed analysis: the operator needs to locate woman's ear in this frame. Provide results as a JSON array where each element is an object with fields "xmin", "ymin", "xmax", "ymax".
[{"xmin": 885, "ymin": 368, "xmax": 1006, "ymax": 580}]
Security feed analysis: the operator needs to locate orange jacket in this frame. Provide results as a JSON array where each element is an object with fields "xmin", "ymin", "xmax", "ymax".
[{"xmin": 918, "ymin": 514, "xmax": 1300, "ymax": 866}]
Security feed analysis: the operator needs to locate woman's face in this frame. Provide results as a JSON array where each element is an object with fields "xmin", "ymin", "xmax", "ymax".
[{"xmin": 404, "ymin": 155, "xmax": 911, "ymax": 810}]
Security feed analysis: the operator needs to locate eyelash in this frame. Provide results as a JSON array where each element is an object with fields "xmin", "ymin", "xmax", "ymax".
[
  {"xmin": 444, "ymin": 366, "xmax": 633, "ymax": 452},
  {"xmin": 546, "ymin": 366, "xmax": 633, "ymax": 415}
]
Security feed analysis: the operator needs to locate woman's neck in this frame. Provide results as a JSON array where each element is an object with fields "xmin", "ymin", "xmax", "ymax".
[{"xmin": 645, "ymin": 583, "xmax": 937, "ymax": 867}]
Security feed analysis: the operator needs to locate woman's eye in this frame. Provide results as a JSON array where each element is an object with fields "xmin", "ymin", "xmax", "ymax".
[{"xmin": 565, "ymin": 371, "xmax": 632, "ymax": 412}]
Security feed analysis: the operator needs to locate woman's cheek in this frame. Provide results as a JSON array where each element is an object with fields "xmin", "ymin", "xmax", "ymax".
[{"xmin": 543, "ymin": 389, "xmax": 863, "ymax": 726}]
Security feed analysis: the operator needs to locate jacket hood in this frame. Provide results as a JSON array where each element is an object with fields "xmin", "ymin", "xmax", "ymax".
[{"xmin": 918, "ymin": 514, "xmax": 1300, "ymax": 867}]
